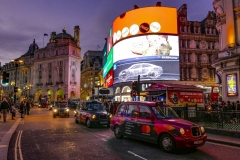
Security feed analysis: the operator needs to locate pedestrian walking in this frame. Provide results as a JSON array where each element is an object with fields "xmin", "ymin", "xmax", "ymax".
[
  {"xmin": 10, "ymin": 103, "xmax": 16, "ymax": 120},
  {"xmin": 0, "ymin": 98, "xmax": 11, "ymax": 122},
  {"xmin": 19, "ymin": 101, "xmax": 25, "ymax": 118},
  {"xmin": 26, "ymin": 100, "xmax": 31, "ymax": 115}
]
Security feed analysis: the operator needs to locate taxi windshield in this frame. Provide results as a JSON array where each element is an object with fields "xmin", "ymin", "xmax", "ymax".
[
  {"xmin": 56, "ymin": 102, "xmax": 67, "ymax": 108},
  {"xmin": 152, "ymin": 106, "xmax": 179, "ymax": 119},
  {"xmin": 86, "ymin": 102, "xmax": 104, "ymax": 111}
]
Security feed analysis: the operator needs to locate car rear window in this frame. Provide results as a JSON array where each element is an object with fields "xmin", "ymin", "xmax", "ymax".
[{"xmin": 86, "ymin": 102, "xmax": 104, "ymax": 110}]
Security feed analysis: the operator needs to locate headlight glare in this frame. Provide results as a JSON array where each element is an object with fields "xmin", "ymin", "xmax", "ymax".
[
  {"xmin": 109, "ymin": 114, "xmax": 112, "ymax": 119},
  {"xmin": 54, "ymin": 109, "xmax": 57, "ymax": 112},
  {"xmin": 92, "ymin": 115, "xmax": 96, "ymax": 119},
  {"xmin": 66, "ymin": 109, "xmax": 69, "ymax": 112},
  {"xmin": 180, "ymin": 128, "xmax": 185, "ymax": 135},
  {"xmin": 200, "ymin": 126, "xmax": 205, "ymax": 133}
]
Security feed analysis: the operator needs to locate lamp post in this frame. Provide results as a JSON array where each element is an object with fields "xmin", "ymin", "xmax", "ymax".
[{"xmin": 11, "ymin": 59, "xmax": 22, "ymax": 104}]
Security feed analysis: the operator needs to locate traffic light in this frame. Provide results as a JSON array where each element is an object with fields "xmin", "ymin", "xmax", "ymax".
[
  {"xmin": 131, "ymin": 90, "xmax": 137, "ymax": 97},
  {"xmin": 2, "ymin": 71, "xmax": 9, "ymax": 84},
  {"xmin": 14, "ymin": 86, "xmax": 18, "ymax": 93},
  {"xmin": 132, "ymin": 81, "xmax": 138, "ymax": 91}
]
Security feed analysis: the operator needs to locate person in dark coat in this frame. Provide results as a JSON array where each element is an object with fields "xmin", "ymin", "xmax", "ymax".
[
  {"xmin": 0, "ymin": 98, "xmax": 10, "ymax": 122},
  {"xmin": 19, "ymin": 101, "xmax": 25, "ymax": 118},
  {"xmin": 26, "ymin": 100, "xmax": 31, "ymax": 115}
]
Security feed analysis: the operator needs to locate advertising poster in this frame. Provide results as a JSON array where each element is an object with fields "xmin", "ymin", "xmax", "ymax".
[
  {"xmin": 113, "ymin": 34, "xmax": 179, "ymax": 83},
  {"xmin": 106, "ymin": 68, "xmax": 114, "ymax": 88},
  {"xmin": 112, "ymin": 7, "xmax": 177, "ymax": 45},
  {"xmin": 103, "ymin": 48, "xmax": 113, "ymax": 77},
  {"xmin": 226, "ymin": 74, "xmax": 238, "ymax": 96},
  {"xmin": 167, "ymin": 91, "xmax": 204, "ymax": 107}
]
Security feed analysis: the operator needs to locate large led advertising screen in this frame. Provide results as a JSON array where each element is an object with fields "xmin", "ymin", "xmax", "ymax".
[
  {"xmin": 113, "ymin": 34, "xmax": 179, "ymax": 63},
  {"xmin": 112, "ymin": 7, "xmax": 177, "ymax": 45},
  {"xmin": 113, "ymin": 34, "xmax": 180, "ymax": 83}
]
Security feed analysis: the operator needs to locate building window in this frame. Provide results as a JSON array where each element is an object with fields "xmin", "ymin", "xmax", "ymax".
[
  {"xmin": 48, "ymin": 70, "xmax": 52, "ymax": 82},
  {"xmin": 37, "ymin": 54, "xmax": 40, "ymax": 59},
  {"xmin": 59, "ymin": 67, "xmax": 63, "ymax": 82},
  {"xmin": 39, "ymin": 71, "xmax": 42, "ymax": 80},
  {"xmin": 72, "ymin": 50, "xmax": 75, "ymax": 55},
  {"xmin": 71, "ymin": 69, "xmax": 75, "ymax": 82},
  {"xmin": 63, "ymin": 49, "xmax": 65, "ymax": 54},
  {"xmin": 59, "ymin": 61, "xmax": 63, "ymax": 66},
  {"xmin": 56, "ymin": 50, "xmax": 59, "ymax": 56}
]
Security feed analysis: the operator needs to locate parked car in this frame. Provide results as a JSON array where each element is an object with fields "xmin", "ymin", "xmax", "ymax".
[
  {"xmin": 52, "ymin": 101, "xmax": 70, "ymax": 118},
  {"xmin": 74, "ymin": 100, "xmax": 112, "ymax": 128},
  {"xmin": 118, "ymin": 63, "xmax": 163, "ymax": 82},
  {"xmin": 110, "ymin": 101, "xmax": 207, "ymax": 153}
]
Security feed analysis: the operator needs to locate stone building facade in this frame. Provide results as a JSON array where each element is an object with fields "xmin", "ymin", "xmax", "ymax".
[
  {"xmin": 0, "ymin": 26, "xmax": 81, "ymax": 102},
  {"xmin": 80, "ymin": 50, "xmax": 102, "ymax": 100},
  {"xmin": 212, "ymin": 0, "xmax": 240, "ymax": 102}
]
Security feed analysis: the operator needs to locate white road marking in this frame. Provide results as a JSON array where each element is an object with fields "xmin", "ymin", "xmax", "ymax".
[
  {"xmin": 83, "ymin": 129, "xmax": 108, "ymax": 141},
  {"xmin": 128, "ymin": 151, "xmax": 147, "ymax": 160},
  {"xmin": 206, "ymin": 141, "xmax": 240, "ymax": 149}
]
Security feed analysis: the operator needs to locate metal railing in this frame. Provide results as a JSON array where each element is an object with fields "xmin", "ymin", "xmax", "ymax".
[{"xmin": 183, "ymin": 110, "xmax": 240, "ymax": 130}]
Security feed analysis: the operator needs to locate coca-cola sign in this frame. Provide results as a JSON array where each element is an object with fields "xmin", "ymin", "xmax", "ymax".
[{"xmin": 106, "ymin": 68, "xmax": 113, "ymax": 87}]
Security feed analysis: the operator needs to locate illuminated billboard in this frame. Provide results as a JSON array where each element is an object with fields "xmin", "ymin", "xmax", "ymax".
[
  {"xmin": 103, "ymin": 42, "xmax": 107, "ymax": 66},
  {"xmin": 106, "ymin": 68, "xmax": 114, "ymax": 88},
  {"xmin": 112, "ymin": 7, "xmax": 177, "ymax": 45},
  {"xmin": 107, "ymin": 28, "xmax": 113, "ymax": 54},
  {"xmin": 113, "ymin": 34, "xmax": 179, "ymax": 63},
  {"xmin": 103, "ymin": 48, "xmax": 113, "ymax": 77},
  {"xmin": 227, "ymin": 74, "xmax": 238, "ymax": 96}
]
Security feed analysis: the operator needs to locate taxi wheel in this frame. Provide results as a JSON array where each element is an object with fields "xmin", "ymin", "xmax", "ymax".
[
  {"xmin": 159, "ymin": 134, "xmax": 176, "ymax": 153},
  {"xmin": 86, "ymin": 119, "xmax": 91, "ymax": 128},
  {"xmin": 114, "ymin": 125, "xmax": 123, "ymax": 139}
]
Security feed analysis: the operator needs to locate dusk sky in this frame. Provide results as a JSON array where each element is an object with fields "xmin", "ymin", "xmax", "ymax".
[{"xmin": 0, "ymin": 0, "xmax": 213, "ymax": 65}]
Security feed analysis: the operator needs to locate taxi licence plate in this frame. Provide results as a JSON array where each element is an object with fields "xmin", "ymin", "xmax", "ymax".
[
  {"xmin": 100, "ymin": 122, "xmax": 107, "ymax": 124},
  {"xmin": 194, "ymin": 140, "xmax": 203, "ymax": 144}
]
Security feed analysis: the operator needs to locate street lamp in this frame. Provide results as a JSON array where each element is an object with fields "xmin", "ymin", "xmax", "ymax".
[
  {"xmin": 28, "ymin": 84, "xmax": 33, "ymax": 99},
  {"xmin": 11, "ymin": 59, "xmax": 23, "ymax": 104}
]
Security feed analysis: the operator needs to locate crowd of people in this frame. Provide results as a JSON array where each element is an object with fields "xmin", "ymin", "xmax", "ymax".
[
  {"xmin": 102, "ymin": 100, "xmax": 120, "ymax": 115},
  {"xmin": 208, "ymin": 100, "xmax": 240, "ymax": 111},
  {"xmin": 0, "ymin": 98, "xmax": 32, "ymax": 122}
]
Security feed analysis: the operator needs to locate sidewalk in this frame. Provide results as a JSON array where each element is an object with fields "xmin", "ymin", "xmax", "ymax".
[
  {"xmin": 207, "ymin": 133, "xmax": 240, "ymax": 147},
  {"xmin": 0, "ymin": 114, "xmax": 21, "ymax": 160},
  {"xmin": 205, "ymin": 127, "xmax": 240, "ymax": 147}
]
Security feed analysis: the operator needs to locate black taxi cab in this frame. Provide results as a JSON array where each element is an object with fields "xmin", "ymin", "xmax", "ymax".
[
  {"xmin": 74, "ymin": 100, "xmax": 112, "ymax": 128},
  {"xmin": 52, "ymin": 101, "xmax": 70, "ymax": 118},
  {"xmin": 110, "ymin": 101, "xmax": 207, "ymax": 153}
]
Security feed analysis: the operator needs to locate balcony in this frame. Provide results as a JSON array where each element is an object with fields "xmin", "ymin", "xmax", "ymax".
[
  {"xmin": 36, "ymin": 83, "xmax": 43, "ymax": 86},
  {"xmin": 56, "ymin": 81, "xmax": 64, "ymax": 85},
  {"xmin": 46, "ymin": 82, "xmax": 53, "ymax": 86},
  {"xmin": 70, "ymin": 81, "xmax": 77, "ymax": 85}
]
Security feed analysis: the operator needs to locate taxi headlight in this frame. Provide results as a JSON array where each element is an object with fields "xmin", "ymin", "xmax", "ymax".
[
  {"xmin": 179, "ymin": 128, "xmax": 185, "ymax": 135},
  {"xmin": 66, "ymin": 109, "xmax": 69, "ymax": 112},
  {"xmin": 109, "ymin": 114, "xmax": 112, "ymax": 119},
  {"xmin": 54, "ymin": 109, "xmax": 57, "ymax": 112},
  {"xmin": 200, "ymin": 126, "xmax": 205, "ymax": 133},
  {"xmin": 74, "ymin": 111, "xmax": 76, "ymax": 114},
  {"xmin": 92, "ymin": 115, "xmax": 96, "ymax": 119}
]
